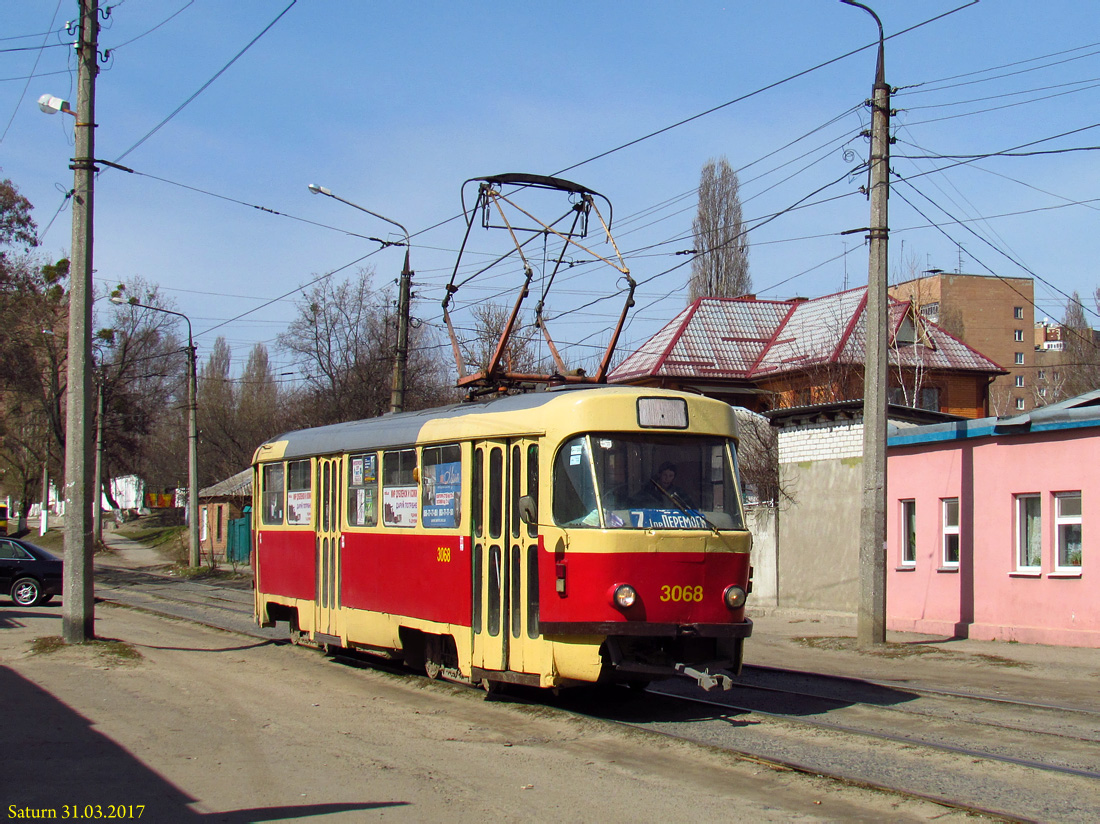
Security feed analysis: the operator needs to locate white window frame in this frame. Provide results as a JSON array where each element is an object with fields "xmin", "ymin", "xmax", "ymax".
[
  {"xmin": 900, "ymin": 499, "xmax": 916, "ymax": 567},
  {"xmin": 1054, "ymin": 492, "xmax": 1082, "ymax": 571},
  {"xmin": 1015, "ymin": 375, "xmax": 1025, "ymax": 388},
  {"xmin": 1015, "ymin": 494, "xmax": 1041, "ymax": 572},
  {"xmin": 1014, "ymin": 352, "xmax": 1025, "ymax": 365},
  {"xmin": 942, "ymin": 498, "xmax": 960, "ymax": 568},
  {"xmin": 1015, "ymin": 397, "xmax": 1026, "ymax": 410},
  {"xmin": 1014, "ymin": 306, "xmax": 1024, "ymax": 320},
  {"xmin": 1014, "ymin": 329, "xmax": 1024, "ymax": 342}
]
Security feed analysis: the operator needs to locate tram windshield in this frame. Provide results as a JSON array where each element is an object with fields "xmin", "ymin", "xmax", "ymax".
[{"xmin": 552, "ymin": 433, "xmax": 745, "ymax": 530}]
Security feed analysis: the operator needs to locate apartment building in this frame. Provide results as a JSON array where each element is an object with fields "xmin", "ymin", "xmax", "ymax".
[{"xmin": 890, "ymin": 272, "xmax": 1035, "ymax": 414}]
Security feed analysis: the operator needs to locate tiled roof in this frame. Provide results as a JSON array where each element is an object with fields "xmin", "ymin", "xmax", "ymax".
[{"xmin": 610, "ymin": 288, "xmax": 1004, "ymax": 383}]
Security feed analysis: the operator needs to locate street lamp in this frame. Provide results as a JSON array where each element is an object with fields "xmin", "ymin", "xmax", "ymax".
[
  {"xmin": 308, "ymin": 183, "xmax": 413, "ymax": 413},
  {"xmin": 111, "ymin": 295, "xmax": 201, "ymax": 567}
]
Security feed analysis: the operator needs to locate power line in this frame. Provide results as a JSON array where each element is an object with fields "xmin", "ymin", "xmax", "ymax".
[{"xmin": 112, "ymin": 1, "xmax": 296, "ymax": 164}]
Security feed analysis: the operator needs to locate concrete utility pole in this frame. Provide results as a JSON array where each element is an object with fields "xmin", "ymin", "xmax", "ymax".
[
  {"xmin": 844, "ymin": 0, "xmax": 891, "ymax": 647},
  {"xmin": 391, "ymin": 247, "xmax": 413, "ymax": 414},
  {"xmin": 63, "ymin": 0, "xmax": 99, "ymax": 642}
]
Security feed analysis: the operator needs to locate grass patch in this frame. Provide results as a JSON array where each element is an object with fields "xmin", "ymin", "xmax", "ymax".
[{"xmin": 29, "ymin": 635, "xmax": 143, "ymax": 664}]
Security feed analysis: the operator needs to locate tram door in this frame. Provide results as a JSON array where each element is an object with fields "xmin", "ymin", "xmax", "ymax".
[
  {"xmin": 471, "ymin": 438, "xmax": 540, "ymax": 676},
  {"xmin": 314, "ymin": 456, "xmax": 342, "ymax": 641}
]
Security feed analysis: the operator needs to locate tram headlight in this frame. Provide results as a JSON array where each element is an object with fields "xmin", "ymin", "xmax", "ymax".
[
  {"xmin": 610, "ymin": 583, "xmax": 638, "ymax": 609},
  {"xmin": 723, "ymin": 585, "xmax": 747, "ymax": 610}
]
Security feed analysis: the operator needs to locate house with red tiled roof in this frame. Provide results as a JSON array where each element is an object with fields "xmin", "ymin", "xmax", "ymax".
[{"xmin": 610, "ymin": 288, "xmax": 1005, "ymax": 417}]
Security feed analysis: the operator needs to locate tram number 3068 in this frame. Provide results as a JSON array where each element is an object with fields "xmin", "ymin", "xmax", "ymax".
[{"xmin": 660, "ymin": 585, "xmax": 705, "ymax": 602}]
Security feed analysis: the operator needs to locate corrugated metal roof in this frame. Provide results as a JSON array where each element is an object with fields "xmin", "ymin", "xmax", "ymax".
[{"xmin": 609, "ymin": 288, "xmax": 1004, "ymax": 383}]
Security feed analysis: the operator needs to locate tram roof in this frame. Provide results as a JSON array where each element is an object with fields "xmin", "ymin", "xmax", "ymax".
[{"xmin": 261, "ymin": 385, "xmax": 700, "ymax": 460}]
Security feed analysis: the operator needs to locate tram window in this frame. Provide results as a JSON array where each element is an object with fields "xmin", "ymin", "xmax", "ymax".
[
  {"xmin": 287, "ymin": 460, "xmax": 312, "ymax": 525},
  {"xmin": 489, "ymin": 447, "xmax": 504, "ymax": 539},
  {"xmin": 526, "ymin": 444, "xmax": 539, "ymax": 538},
  {"xmin": 553, "ymin": 434, "xmax": 746, "ymax": 530},
  {"xmin": 552, "ymin": 436, "xmax": 598, "ymax": 527},
  {"xmin": 261, "ymin": 463, "xmax": 284, "ymax": 525},
  {"xmin": 421, "ymin": 445, "xmax": 461, "ymax": 529},
  {"xmin": 511, "ymin": 445, "xmax": 521, "ymax": 539},
  {"xmin": 383, "ymin": 449, "xmax": 418, "ymax": 527},
  {"xmin": 511, "ymin": 545, "xmax": 522, "ymax": 638},
  {"xmin": 473, "ymin": 448, "xmax": 484, "ymax": 538},
  {"xmin": 526, "ymin": 544, "xmax": 540, "ymax": 638},
  {"xmin": 347, "ymin": 452, "xmax": 378, "ymax": 527},
  {"xmin": 488, "ymin": 544, "xmax": 501, "ymax": 637}
]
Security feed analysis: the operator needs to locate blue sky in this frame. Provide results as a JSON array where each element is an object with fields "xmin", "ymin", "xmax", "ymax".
[{"xmin": 3, "ymin": 1, "xmax": 1099, "ymax": 379}]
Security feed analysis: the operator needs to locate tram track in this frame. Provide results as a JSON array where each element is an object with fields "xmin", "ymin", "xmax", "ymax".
[{"xmin": 94, "ymin": 569, "xmax": 1100, "ymax": 823}]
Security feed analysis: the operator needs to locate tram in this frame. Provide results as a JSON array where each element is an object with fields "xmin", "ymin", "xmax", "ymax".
[{"xmin": 252, "ymin": 385, "xmax": 753, "ymax": 691}]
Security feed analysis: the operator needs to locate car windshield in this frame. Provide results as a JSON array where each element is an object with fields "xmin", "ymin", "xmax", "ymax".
[{"xmin": 551, "ymin": 433, "xmax": 745, "ymax": 530}]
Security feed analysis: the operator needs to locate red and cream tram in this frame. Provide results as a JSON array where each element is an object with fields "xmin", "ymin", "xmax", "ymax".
[{"xmin": 252, "ymin": 385, "xmax": 753, "ymax": 691}]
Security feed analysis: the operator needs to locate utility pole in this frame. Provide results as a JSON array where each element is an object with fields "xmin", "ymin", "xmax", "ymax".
[
  {"xmin": 391, "ymin": 248, "xmax": 413, "ymax": 414},
  {"xmin": 63, "ymin": 0, "xmax": 98, "ymax": 643},
  {"xmin": 187, "ymin": 339, "xmax": 199, "ymax": 566},
  {"xmin": 844, "ymin": 0, "xmax": 890, "ymax": 647}
]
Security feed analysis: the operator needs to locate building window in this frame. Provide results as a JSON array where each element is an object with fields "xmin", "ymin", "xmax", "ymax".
[
  {"xmin": 1055, "ymin": 492, "xmax": 1082, "ymax": 569},
  {"xmin": 921, "ymin": 302, "xmax": 940, "ymax": 322},
  {"xmin": 1014, "ymin": 329, "xmax": 1024, "ymax": 342},
  {"xmin": 900, "ymin": 500, "xmax": 916, "ymax": 566},
  {"xmin": 1015, "ymin": 494, "xmax": 1041, "ymax": 571},
  {"xmin": 1015, "ymin": 397, "xmax": 1026, "ymax": 410},
  {"xmin": 918, "ymin": 387, "xmax": 940, "ymax": 411},
  {"xmin": 1015, "ymin": 375, "xmax": 1025, "ymax": 388},
  {"xmin": 942, "ymin": 498, "xmax": 960, "ymax": 567},
  {"xmin": 1038, "ymin": 369, "xmax": 1046, "ymax": 380},
  {"xmin": 1014, "ymin": 306, "xmax": 1024, "ymax": 320},
  {"xmin": 1014, "ymin": 352, "xmax": 1025, "ymax": 365}
]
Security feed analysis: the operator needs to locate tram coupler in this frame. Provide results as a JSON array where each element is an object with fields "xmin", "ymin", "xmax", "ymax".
[{"xmin": 674, "ymin": 663, "xmax": 733, "ymax": 691}]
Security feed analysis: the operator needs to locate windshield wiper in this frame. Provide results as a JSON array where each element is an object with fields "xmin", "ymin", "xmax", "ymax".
[{"xmin": 649, "ymin": 480, "xmax": 721, "ymax": 536}]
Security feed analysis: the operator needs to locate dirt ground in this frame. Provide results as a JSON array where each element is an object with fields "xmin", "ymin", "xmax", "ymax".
[{"xmin": 2, "ymin": 603, "xmax": 985, "ymax": 823}]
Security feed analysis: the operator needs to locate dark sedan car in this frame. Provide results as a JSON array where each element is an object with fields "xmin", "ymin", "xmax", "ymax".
[{"xmin": 0, "ymin": 537, "xmax": 63, "ymax": 606}]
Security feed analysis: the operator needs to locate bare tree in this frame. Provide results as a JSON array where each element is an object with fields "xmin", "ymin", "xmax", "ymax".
[
  {"xmin": 278, "ymin": 267, "xmax": 452, "ymax": 425},
  {"xmin": 1061, "ymin": 291, "xmax": 1100, "ymax": 399},
  {"xmin": 689, "ymin": 156, "xmax": 750, "ymax": 301},
  {"xmin": 99, "ymin": 282, "xmax": 193, "ymax": 494},
  {"xmin": 462, "ymin": 302, "xmax": 540, "ymax": 377}
]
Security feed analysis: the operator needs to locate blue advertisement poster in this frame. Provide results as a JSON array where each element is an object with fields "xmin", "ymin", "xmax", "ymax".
[{"xmin": 422, "ymin": 460, "xmax": 461, "ymax": 528}]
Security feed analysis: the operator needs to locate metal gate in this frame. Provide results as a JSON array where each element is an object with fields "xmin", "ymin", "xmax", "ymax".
[{"xmin": 227, "ymin": 506, "xmax": 252, "ymax": 564}]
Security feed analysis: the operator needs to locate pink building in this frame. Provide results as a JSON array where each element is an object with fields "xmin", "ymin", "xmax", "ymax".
[{"xmin": 887, "ymin": 391, "xmax": 1098, "ymax": 648}]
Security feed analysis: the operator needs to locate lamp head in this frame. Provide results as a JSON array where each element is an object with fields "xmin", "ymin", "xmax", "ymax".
[
  {"xmin": 37, "ymin": 94, "xmax": 72, "ymax": 115},
  {"xmin": 308, "ymin": 183, "xmax": 331, "ymax": 196}
]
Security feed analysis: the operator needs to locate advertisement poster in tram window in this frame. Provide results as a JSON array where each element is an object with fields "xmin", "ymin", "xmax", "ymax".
[
  {"xmin": 383, "ymin": 486, "xmax": 418, "ymax": 527},
  {"xmin": 287, "ymin": 491, "xmax": 312, "ymax": 525},
  {"xmin": 355, "ymin": 487, "xmax": 376, "ymax": 525},
  {"xmin": 422, "ymin": 460, "xmax": 461, "ymax": 528},
  {"xmin": 350, "ymin": 454, "xmax": 376, "ymax": 487}
]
